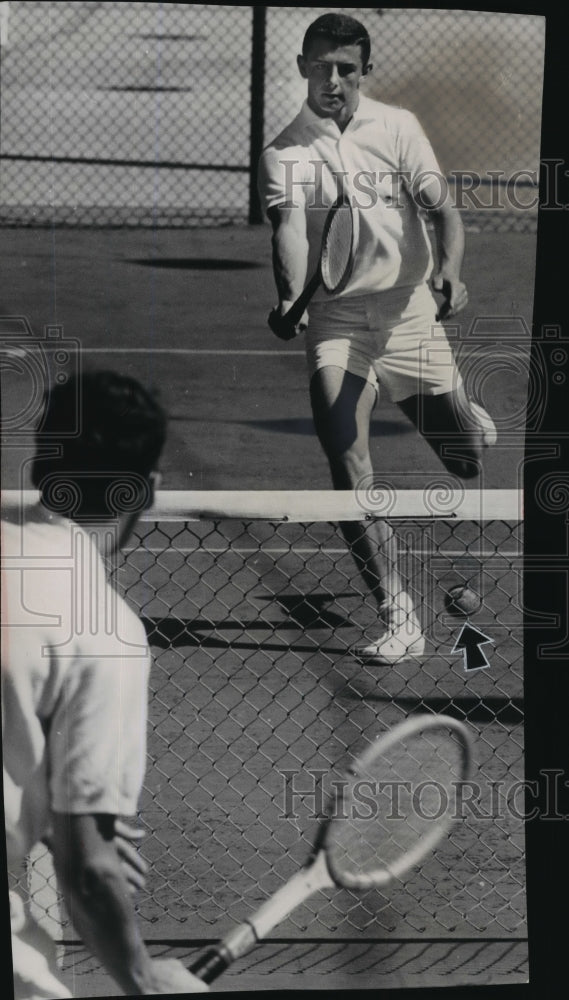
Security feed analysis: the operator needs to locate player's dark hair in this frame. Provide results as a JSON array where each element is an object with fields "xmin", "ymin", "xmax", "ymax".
[
  {"xmin": 302, "ymin": 13, "xmax": 371, "ymax": 67},
  {"xmin": 31, "ymin": 370, "xmax": 167, "ymax": 519}
]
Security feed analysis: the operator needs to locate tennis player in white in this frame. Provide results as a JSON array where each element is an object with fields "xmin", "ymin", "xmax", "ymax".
[
  {"xmin": 258, "ymin": 12, "xmax": 496, "ymax": 665},
  {"xmin": 2, "ymin": 372, "xmax": 208, "ymax": 997}
]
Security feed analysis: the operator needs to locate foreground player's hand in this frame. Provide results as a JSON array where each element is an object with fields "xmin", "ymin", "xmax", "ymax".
[
  {"xmin": 113, "ymin": 819, "xmax": 148, "ymax": 894},
  {"xmin": 149, "ymin": 958, "xmax": 209, "ymax": 993},
  {"xmin": 268, "ymin": 301, "xmax": 308, "ymax": 341},
  {"xmin": 431, "ymin": 273, "xmax": 468, "ymax": 320}
]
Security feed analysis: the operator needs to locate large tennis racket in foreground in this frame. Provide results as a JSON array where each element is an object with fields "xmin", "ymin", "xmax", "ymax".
[
  {"xmin": 272, "ymin": 195, "xmax": 359, "ymax": 337},
  {"xmin": 190, "ymin": 714, "xmax": 473, "ymax": 984}
]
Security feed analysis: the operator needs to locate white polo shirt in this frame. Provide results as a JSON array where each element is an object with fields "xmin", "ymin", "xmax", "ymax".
[
  {"xmin": 258, "ymin": 94, "xmax": 444, "ymax": 297},
  {"xmin": 1, "ymin": 504, "xmax": 150, "ymax": 870}
]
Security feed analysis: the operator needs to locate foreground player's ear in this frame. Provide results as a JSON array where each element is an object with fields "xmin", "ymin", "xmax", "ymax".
[
  {"xmin": 361, "ymin": 61, "xmax": 373, "ymax": 78},
  {"xmin": 297, "ymin": 53, "xmax": 308, "ymax": 79}
]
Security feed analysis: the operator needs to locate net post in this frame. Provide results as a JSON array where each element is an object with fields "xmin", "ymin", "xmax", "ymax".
[{"xmin": 248, "ymin": 5, "xmax": 266, "ymax": 225}]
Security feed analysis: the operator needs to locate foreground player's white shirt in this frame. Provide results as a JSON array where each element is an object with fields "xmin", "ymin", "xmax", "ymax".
[
  {"xmin": 2, "ymin": 504, "xmax": 150, "ymax": 871},
  {"xmin": 258, "ymin": 94, "xmax": 444, "ymax": 296}
]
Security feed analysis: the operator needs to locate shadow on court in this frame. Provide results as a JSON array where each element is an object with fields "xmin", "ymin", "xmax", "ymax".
[
  {"xmin": 226, "ymin": 416, "xmax": 415, "ymax": 437},
  {"xmin": 127, "ymin": 257, "xmax": 265, "ymax": 269}
]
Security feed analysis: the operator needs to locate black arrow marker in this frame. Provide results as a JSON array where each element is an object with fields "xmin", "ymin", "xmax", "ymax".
[{"xmin": 451, "ymin": 622, "xmax": 494, "ymax": 672}]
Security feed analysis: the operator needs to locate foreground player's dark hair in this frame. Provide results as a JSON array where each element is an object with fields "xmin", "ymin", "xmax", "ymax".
[
  {"xmin": 302, "ymin": 13, "xmax": 371, "ymax": 67},
  {"xmin": 32, "ymin": 370, "xmax": 167, "ymax": 518}
]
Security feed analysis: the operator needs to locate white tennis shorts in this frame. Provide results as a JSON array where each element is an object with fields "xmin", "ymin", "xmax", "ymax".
[{"xmin": 305, "ymin": 282, "xmax": 463, "ymax": 402}]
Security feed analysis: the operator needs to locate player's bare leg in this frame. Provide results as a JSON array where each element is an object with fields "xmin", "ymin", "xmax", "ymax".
[
  {"xmin": 397, "ymin": 384, "xmax": 497, "ymax": 480},
  {"xmin": 310, "ymin": 366, "xmax": 424, "ymax": 662}
]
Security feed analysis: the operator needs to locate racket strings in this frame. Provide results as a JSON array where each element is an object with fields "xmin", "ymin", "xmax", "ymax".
[
  {"xmin": 320, "ymin": 202, "xmax": 355, "ymax": 292},
  {"xmin": 325, "ymin": 731, "xmax": 467, "ymax": 887}
]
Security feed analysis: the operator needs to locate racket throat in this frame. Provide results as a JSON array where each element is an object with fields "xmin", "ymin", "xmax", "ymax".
[
  {"xmin": 240, "ymin": 851, "xmax": 335, "ymax": 948},
  {"xmin": 221, "ymin": 921, "xmax": 260, "ymax": 962}
]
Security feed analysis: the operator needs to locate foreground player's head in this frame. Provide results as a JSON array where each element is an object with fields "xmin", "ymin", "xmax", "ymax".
[
  {"xmin": 297, "ymin": 13, "xmax": 372, "ymax": 124},
  {"xmin": 31, "ymin": 370, "xmax": 167, "ymax": 538}
]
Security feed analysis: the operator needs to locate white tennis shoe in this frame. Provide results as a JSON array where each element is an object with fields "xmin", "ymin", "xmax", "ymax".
[
  {"xmin": 352, "ymin": 593, "xmax": 425, "ymax": 665},
  {"xmin": 469, "ymin": 401, "xmax": 497, "ymax": 447}
]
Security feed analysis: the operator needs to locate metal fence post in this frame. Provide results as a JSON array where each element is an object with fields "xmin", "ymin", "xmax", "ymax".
[{"xmin": 248, "ymin": 5, "xmax": 266, "ymax": 225}]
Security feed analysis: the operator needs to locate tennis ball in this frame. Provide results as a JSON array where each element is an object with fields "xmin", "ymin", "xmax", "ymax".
[{"xmin": 444, "ymin": 585, "xmax": 481, "ymax": 616}]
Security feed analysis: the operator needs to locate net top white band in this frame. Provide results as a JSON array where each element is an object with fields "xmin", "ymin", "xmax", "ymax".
[{"xmin": 2, "ymin": 489, "xmax": 523, "ymax": 521}]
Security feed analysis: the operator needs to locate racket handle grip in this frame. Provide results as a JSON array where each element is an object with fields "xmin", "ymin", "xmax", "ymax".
[
  {"xmin": 189, "ymin": 924, "xmax": 258, "ymax": 982},
  {"xmin": 189, "ymin": 856, "xmax": 332, "ymax": 982},
  {"xmin": 283, "ymin": 272, "xmax": 321, "ymax": 328},
  {"xmin": 189, "ymin": 945, "xmax": 232, "ymax": 984}
]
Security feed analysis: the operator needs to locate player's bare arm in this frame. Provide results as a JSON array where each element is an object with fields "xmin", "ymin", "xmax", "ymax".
[
  {"xmin": 43, "ymin": 819, "xmax": 148, "ymax": 894},
  {"xmin": 422, "ymin": 184, "xmax": 468, "ymax": 320},
  {"xmin": 51, "ymin": 812, "xmax": 207, "ymax": 994},
  {"xmin": 267, "ymin": 204, "xmax": 309, "ymax": 338},
  {"xmin": 113, "ymin": 819, "xmax": 148, "ymax": 895}
]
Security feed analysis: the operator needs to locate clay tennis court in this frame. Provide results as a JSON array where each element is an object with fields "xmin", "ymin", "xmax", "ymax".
[
  {"xmin": 1, "ymin": 225, "xmax": 535, "ymax": 493},
  {"xmin": 3, "ymin": 235, "xmax": 532, "ymax": 985}
]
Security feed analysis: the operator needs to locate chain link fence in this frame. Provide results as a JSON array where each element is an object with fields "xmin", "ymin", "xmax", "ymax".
[
  {"xmin": 0, "ymin": 3, "xmax": 543, "ymax": 229},
  {"xmin": 15, "ymin": 507, "xmax": 525, "ymax": 951}
]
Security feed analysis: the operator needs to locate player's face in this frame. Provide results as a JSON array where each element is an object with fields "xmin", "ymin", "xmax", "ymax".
[{"xmin": 297, "ymin": 40, "xmax": 371, "ymax": 124}]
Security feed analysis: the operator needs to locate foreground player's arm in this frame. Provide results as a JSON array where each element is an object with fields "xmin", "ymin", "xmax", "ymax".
[
  {"xmin": 43, "ymin": 818, "xmax": 148, "ymax": 895},
  {"xmin": 51, "ymin": 812, "xmax": 207, "ymax": 994},
  {"xmin": 113, "ymin": 818, "xmax": 148, "ymax": 894},
  {"xmin": 267, "ymin": 204, "xmax": 310, "ymax": 337},
  {"xmin": 422, "ymin": 183, "xmax": 468, "ymax": 319},
  {"xmin": 47, "ymin": 594, "xmax": 207, "ymax": 995}
]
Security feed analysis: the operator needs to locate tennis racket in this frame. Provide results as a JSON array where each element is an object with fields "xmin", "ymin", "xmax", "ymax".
[
  {"xmin": 190, "ymin": 713, "xmax": 473, "ymax": 984},
  {"xmin": 270, "ymin": 195, "xmax": 359, "ymax": 338}
]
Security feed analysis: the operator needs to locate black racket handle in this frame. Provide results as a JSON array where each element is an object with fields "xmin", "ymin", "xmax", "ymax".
[
  {"xmin": 190, "ymin": 945, "xmax": 232, "ymax": 984},
  {"xmin": 282, "ymin": 271, "xmax": 321, "ymax": 328}
]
